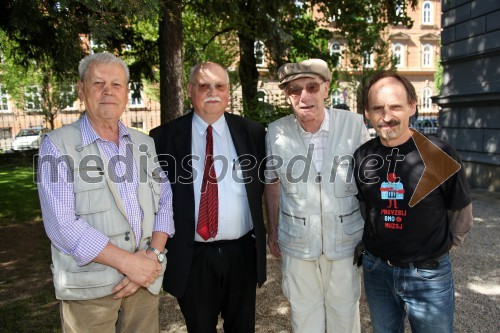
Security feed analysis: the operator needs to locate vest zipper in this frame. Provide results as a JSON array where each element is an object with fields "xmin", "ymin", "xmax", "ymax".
[
  {"xmin": 281, "ymin": 210, "xmax": 306, "ymax": 225},
  {"xmin": 317, "ymin": 172, "xmax": 322, "ymax": 225},
  {"xmin": 339, "ymin": 208, "xmax": 360, "ymax": 223}
]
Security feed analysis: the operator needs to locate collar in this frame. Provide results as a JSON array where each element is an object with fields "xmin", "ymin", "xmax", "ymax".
[
  {"xmin": 193, "ymin": 112, "xmax": 227, "ymax": 138},
  {"xmin": 297, "ymin": 107, "xmax": 330, "ymax": 136},
  {"xmin": 80, "ymin": 113, "xmax": 131, "ymax": 147}
]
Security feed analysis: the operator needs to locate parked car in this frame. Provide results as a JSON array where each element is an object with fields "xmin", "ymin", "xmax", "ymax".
[
  {"xmin": 11, "ymin": 127, "xmax": 50, "ymax": 151},
  {"xmin": 413, "ymin": 117, "xmax": 439, "ymax": 136},
  {"xmin": 366, "ymin": 124, "xmax": 377, "ymax": 138}
]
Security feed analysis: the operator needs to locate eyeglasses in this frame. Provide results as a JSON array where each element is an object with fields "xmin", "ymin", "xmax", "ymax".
[
  {"xmin": 191, "ymin": 82, "xmax": 230, "ymax": 92},
  {"xmin": 286, "ymin": 81, "xmax": 324, "ymax": 97}
]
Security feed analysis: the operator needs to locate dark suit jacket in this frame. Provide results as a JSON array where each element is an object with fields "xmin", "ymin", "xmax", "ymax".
[{"xmin": 150, "ymin": 111, "xmax": 267, "ymax": 298}]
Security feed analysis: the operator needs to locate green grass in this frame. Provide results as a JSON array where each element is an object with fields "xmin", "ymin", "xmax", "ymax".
[{"xmin": 0, "ymin": 164, "xmax": 42, "ymax": 224}]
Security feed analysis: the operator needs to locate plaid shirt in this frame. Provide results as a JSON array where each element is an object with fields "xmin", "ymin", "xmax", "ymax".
[{"xmin": 38, "ymin": 115, "xmax": 174, "ymax": 266}]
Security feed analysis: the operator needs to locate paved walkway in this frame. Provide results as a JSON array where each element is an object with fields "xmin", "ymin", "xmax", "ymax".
[{"xmin": 159, "ymin": 189, "xmax": 500, "ymax": 332}]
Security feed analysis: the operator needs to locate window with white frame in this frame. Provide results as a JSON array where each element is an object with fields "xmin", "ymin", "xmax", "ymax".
[
  {"xmin": 330, "ymin": 42, "xmax": 342, "ymax": 67},
  {"xmin": 363, "ymin": 51, "xmax": 374, "ymax": 68},
  {"xmin": 0, "ymin": 85, "xmax": 9, "ymax": 112},
  {"xmin": 60, "ymin": 84, "xmax": 77, "ymax": 110},
  {"xmin": 254, "ymin": 41, "xmax": 265, "ymax": 67},
  {"xmin": 128, "ymin": 82, "xmax": 143, "ymax": 107},
  {"xmin": 0, "ymin": 127, "xmax": 11, "ymax": 140},
  {"xmin": 392, "ymin": 43, "xmax": 404, "ymax": 67},
  {"xmin": 422, "ymin": 1, "xmax": 433, "ymax": 25},
  {"xmin": 421, "ymin": 87, "xmax": 433, "ymax": 110},
  {"xmin": 422, "ymin": 44, "xmax": 433, "ymax": 67},
  {"xmin": 25, "ymin": 86, "xmax": 42, "ymax": 112},
  {"xmin": 257, "ymin": 89, "xmax": 268, "ymax": 103},
  {"xmin": 393, "ymin": 3, "xmax": 405, "ymax": 25},
  {"xmin": 328, "ymin": 8, "xmax": 342, "ymax": 22},
  {"xmin": 331, "ymin": 90, "xmax": 343, "ymax": 105}
]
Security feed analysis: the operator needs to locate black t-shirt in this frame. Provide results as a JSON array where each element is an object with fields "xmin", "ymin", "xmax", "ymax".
[{"xmin": 353, "ymin": 133, "xmax": 471, "ymax": 262}]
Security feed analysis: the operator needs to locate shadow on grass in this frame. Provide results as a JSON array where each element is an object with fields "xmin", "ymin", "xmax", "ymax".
[
  {"xmin": 0, "ymin": 222, "xmax": 60, "ymax": 333},
  {"xmin": 0, "ymin": 152, "xmax": 42, "ymax": 224}
]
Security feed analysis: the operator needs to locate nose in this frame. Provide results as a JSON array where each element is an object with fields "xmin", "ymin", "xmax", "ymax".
[
  {"xmin": 381, "ymin": 106, "xmax": 393, "ymax": 121},
  {"xmin": 103, "ymin": 83, "xmax": 113, "ymax": 95}
]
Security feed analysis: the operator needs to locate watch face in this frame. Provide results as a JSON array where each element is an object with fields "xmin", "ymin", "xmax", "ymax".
[{"xmin": 158, "ymin": 253, "xmax": 165, "ymax": 263}]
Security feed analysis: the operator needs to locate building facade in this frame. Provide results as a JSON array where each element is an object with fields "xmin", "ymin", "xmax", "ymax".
[
  {"xmin": 434, "ymin": 0, "xmax": 500, "ymax": 191},
  {"xmin": 1, "ymin": 0, "xmax": 441, "ymax": 151},
  {"xmin": 251, "ymin": 0, "xmax": 442, "ymax": 117}
]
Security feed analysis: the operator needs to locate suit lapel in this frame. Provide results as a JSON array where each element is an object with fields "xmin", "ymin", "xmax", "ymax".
[{"xmin": 226, "ymin": 113, "xmax": 248, "ymax": 157}]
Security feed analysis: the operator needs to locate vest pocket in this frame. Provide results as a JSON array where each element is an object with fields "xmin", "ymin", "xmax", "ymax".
[
  {"xmin": 145, "ymin": 167, "xmax": 161, "ymax": 213},
  {"xmin": 278, "ymin": 210, "xmax": 310, "ymax": 254},
  {"xmin": 334, "ymin": 164, "xmax": 358, "ymax": 197},
  {"xmin": 335, "ymin": 209, "xmax": 364, "ymax": 251},
  {"xmin": 281, "ymin": 173, "xmax": 308, "ymax": 199},
  {"xmin": 74, "ymin": 169, "xmax": 111, "ymax": 214},
  {"xmin": 58, "ymin": 256, "xmax": 121, "ymax": 289}
]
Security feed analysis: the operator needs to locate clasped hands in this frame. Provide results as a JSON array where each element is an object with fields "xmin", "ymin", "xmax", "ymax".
[{"xmin": 112, "ymin": 249, "xmax": 162, "ymax": 299}]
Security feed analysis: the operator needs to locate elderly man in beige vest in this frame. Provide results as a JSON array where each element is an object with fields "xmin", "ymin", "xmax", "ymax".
[
  {"xmin": 265, "ymin": 59, "xmax": 370, "ymax": 333},
  {"xmin": 37, "ymin": 52, "xmax": 174, "ymax": 333}
]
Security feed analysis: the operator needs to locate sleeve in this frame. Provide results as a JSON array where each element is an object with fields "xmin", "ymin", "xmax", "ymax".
[
  {"xmin": 152, "ymin": 168, "xmax": 175, "ymax": 237},
  {"xmin": 37, "ymin": 136, "xmax": 109, "ymax": 266},
  {"xmin": 448, "ymin": 203, "xmax": 473, "ymax": 246},
  {"xmin": 443, "ymin": 146, "xmax": 472, "ymax": 210},
  {"xmin": 264, "ymin": 132, "xmax": 279, "ymax": 184}
]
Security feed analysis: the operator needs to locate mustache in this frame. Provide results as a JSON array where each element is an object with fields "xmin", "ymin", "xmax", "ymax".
[
  {"xmin": 204, "ymin": 96, "xmax": 221, "ymax": 103},
  {"xmin": 377, "ymin": 119, "xmax": 400, "ymax": 128}
]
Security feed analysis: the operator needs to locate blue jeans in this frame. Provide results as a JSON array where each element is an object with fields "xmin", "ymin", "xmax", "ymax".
[{"xmin": 362, "ymin": 251, "xmax": 454, "ymax": 333}]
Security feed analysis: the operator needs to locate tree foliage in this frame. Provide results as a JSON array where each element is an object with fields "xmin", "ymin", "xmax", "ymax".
[{"xmin": 0, "ymin": 0, "xmax": 419, "ymax": 125}]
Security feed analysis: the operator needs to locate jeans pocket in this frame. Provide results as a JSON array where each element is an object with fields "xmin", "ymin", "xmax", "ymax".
[
  {"xmin": 362, "ymin": 252, "xmax": 379, "ymax": 272},
  {"xmin": 414, "ymin": 256, "xmax": 452, "ymax": 281}
]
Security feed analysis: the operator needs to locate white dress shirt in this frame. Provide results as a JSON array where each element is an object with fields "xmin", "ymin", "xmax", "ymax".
[{"xmin": 192, "ymin": 113, "xmax": 253, "ymax": 241}]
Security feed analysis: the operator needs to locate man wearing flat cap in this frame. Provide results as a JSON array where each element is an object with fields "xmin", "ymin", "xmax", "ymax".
[{"xmin": 265, "ymin": 59, "xmax": 370, "ymax": 333}]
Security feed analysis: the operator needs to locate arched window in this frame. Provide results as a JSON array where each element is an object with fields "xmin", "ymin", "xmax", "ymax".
[
  {"xmin": 330, "ymin": 42, "xmax": 342, "ymax": 67},
  {"xmin": 422, "ymin": 44, "xmax": 433, "ymax": 67},
  {"xmin": 129, "ymin": 82, "xmax": 143, "ymax": 107},
  {"xmin": 422, "ymin": 1, "xmax": 433, "ymax": 25},
  {"xmin": 254, "ymin": 41, "xmax": 265, "ymax": 67},
  {"xmin": 392, "ymin": 43, "xmax": 404, "ymax": 67},
  {"xmin": 421, "ymin": 87, "xmax": 433, "ymax": 110},
  {"xmin": 257, "ymin": 89, "xmax": 268, "ymax": 103}
]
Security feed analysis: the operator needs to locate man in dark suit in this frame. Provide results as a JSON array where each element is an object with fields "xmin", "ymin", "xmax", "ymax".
[{"xmin": 150, "ymin": 62, "xmax": 267, "ymax": 333}]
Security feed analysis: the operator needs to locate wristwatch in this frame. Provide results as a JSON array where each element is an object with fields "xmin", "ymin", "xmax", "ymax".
[{"xmin": 147, "ymin": 246, "xmax": 165, "ymax": 263}]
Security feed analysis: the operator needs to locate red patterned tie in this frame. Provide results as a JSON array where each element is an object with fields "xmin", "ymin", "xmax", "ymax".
[{"xmin": 197, "ymin": 125, "xmax": 218, "ymax": 240}]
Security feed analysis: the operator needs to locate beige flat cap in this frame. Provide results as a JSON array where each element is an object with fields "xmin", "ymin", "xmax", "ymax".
[{"xmin": 277, "ymin": 59, "xmax": 332, "ymax": 89}]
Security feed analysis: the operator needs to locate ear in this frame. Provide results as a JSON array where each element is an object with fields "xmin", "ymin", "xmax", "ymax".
[
  {"xmin": 187, "ymin": 83, "xmax": 193, "ymax": 98},
  {"xmin": 364, "ymin": 109, "xmax": 370, "ymax": 120},
  {"xmin": 77, "ymin": 81, "xmax": 84, "ymax": 101},
  {"xmin": 409, "ymin": 101, "xmax": 417, "ymax": 117},
  {"xmin": 322, "ymin": 81, "xmax": 330, "ymax": 99}
]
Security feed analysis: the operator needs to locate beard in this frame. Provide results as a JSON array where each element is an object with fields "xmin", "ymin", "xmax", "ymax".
[{"xmin": 377, "ymin": 119, "xmax": 402, "ymax": 141}]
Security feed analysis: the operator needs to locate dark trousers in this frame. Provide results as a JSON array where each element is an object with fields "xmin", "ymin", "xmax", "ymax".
[{"xmin": 177, "ymin": 232, "xmax": 257, "ymax": 333}]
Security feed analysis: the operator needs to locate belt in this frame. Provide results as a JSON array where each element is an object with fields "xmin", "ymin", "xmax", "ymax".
[
  {"xmin": 382, "ymin": 256, "xmax": 444, "ymax": 269},
  {"xmin": 195, "ymin": 230, "xmax": 254, "ymax": 246}
]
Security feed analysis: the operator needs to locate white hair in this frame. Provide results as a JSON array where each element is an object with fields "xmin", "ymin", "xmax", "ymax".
[{"xmin": 78, "ymin": 52, "xmax": 129, "ymax": 81}]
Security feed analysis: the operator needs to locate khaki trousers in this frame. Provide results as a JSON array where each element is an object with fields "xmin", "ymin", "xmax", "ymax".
[
  {"xmin": 281, "ymin": 254, "xmax": 361, "ymax": 333},
  {"xmin": 60, "ymin": 288, "xmax": 160, "ymax": 333}
]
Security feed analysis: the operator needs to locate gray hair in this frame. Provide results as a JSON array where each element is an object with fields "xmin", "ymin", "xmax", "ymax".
[
  {"xmin": 78, "ymin": 52, "xmax": 130, "ymax": 82},
  {"xmin": 189, "ymin": 62, "xmax": 230, "ymax": 83}
]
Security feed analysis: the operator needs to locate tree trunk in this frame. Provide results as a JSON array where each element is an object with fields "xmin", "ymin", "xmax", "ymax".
[
  {"xmin": 237, "ymin": 33, "xmax": 259, "ymax": 120},
  {"xmin": 158, "ymin": 0, "xmax": 184, "ymax": 124}
]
